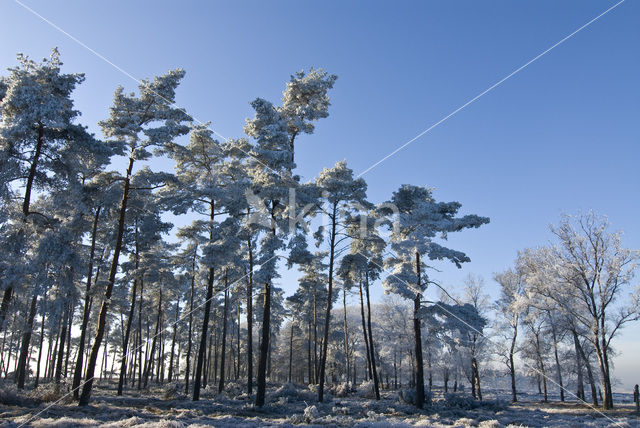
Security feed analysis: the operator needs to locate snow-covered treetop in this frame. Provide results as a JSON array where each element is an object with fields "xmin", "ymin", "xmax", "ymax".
[
  {"xmin": 279, "ymin": 68, "xmax": 337, "ymax": 142},
  {"xmin": 0, "ymin": 49, "xmax": 109, "ymax": 199},
  {"xmin": 381, "ymin": 184, "xmax": 489, "ymax": 300},
  {"xmin": 99, "ymin": 68, "xmax": 191, "ymax": 159}
]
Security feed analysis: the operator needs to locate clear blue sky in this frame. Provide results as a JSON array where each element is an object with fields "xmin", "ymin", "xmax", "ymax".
[{"xmin": 1, "ymin": 0, "xmax": 638, "ymax": 391}]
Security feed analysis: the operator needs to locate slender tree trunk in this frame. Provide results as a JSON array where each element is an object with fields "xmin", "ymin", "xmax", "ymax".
[
  {"xmin": 365, "ymin": 272, "xmax": 380, "ymax": 400},
  {"xmin": 193, "ymin": 201, "xmax": 216, "ymax": 400},
  {"xmin": 79, "ymin": 152, "xmax": 135, "ymax": 406},
  {"xmin": 143, "ymin": 289, "xmax": 162, "ymax": 389},
  {"xmin": 548, "ymin": 318, "xmax": 564, "ymax": 401},
  {"xmin": 358, "ymin": 281, "xmax": 372, "ymax": 380},
  {"xmin": 0, "ymin": 288, "xmax": 14, "ymax": 333},
  {"xmin": 572, "ymin": 330, "xmax": 585, "ymax": 401},
  {"xmin": 342, "ymin": 285, "xmax": 349, "ymax": 383},
  {"xmin": 307, "ymin": 320, "xmax": 312, "ymax": 384},
  {"xmin": 413, "ymin": 252, "xmax": 425, "ymax": 409},
  {"xmin": 137, "ymin": 278, "xmax": 144, "ymax": 390},
  {"xmin": 601, "ymin": 331, "xmax": 614, "ymax": 409},
  {"xmin": 16, "ymin": 294, "xmax": 38, "ymax": 388},
  {"xmin": 313, "ymin": 288, "xmax": 318, "ymax": 383},
  {"xmin": 246, "ymin": 225, "xmax": 254, "ymax": 395},
  {"xmin": 64, "ymin": 303, "xmax": 74, "ymax": 379},
  {"xmin": 116, "ymin": 220, "xmax": 138, "ymax": 395},
  {"xmin": 55, "ymin": 304, "xmax": 70, "ymax": 383},
  {"xmin": 218, "ymin": 271, "xmax": 229, "ymax": 394},
  {"xmin": 255, "ymin": 281, "xmax": 270, "ymax": 406},
  {"xmin": 256, "ymin": 205, "xmax": 278, "ymax": 407},
  {"xmin": 47, "ymin": 320, "xmax": 60, "ymax": 379},
  {"xmin": 34, "ymin": 296, "xmax": 46, "ymax": 389},
  {"xmin": 185, "ymin": 249, "xmax": 196, "ymax": 394},
  {"xmin": 575, "ymin": 332, "xmax": 598, "ymax": 405},
  {"xmin": 117, "ymin": 277, "xmax": 138, "ymax": 395},
  {"xmin": 236, "ymin": 301, "xmax": 241, "ymax": 380},
  {"xmin": 318, "ymin": 203, "xmax": 337, "ymax": 403},
  {"xmin": 472, "ymin": 356, "xmax": 482, "ymax": 401},
  {"xmin": 168, "ymin": 300, "xmax": 179, "ymax": 382},
  {"xmin": 509, "ymin": 321, "xmax": 518, "ymax": 402},
  {"xmin": 288, "ymin": 321, "xmax": 294, "ymax": 383}
]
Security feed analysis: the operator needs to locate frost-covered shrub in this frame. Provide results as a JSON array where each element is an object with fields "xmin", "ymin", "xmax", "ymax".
[
  {"xmin": 332, "ymin": 381, "xmax": 352, "ymax": 397},
  {"xmin": 444, "ymin": 392, "xmax": 480, "ymax": 409},
  {"xmin": 269, "ymin": 382, "xmax": 315, "ymax": 403},
  {"xmin": 398, "ymin": 388, "xmax": 432, "ymax": 406},
  {"xmin": 443, "ymin": 393, "xmax": 507, "ymax": 411},
  {"xmin": 355, "ymin": 380, "xmax": 376, "ymax": 398},
  {"xmin": 478, "ymin": 420, "xmax": 502, "ymax": 428},
  {"xmin": 222, "ymin": 380, "xmax": 244, "ymax": 397},
  {"xmin": 303, "ymin": 404, "xmax": 319, "ymax": 422}
]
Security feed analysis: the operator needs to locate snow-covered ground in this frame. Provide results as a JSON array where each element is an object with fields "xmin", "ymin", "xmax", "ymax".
[{"xmin": 1, "ymin": 381, "xmax": 638, "ymax": 427}]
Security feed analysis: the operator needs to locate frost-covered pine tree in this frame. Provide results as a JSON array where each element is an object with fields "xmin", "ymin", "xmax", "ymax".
[
  {"xmin": 380, "ymin": 185, "xmax": 488, "ymax": 408},
  {"xmin": 164, "ymin": 124, "xmax": 248, "ymax": 400},
  {"xmin": 79, "ymin": 69, "xmax": 191, "ymax": 405},
  {"xmin": 314, "ymin": 160, "xmax": 370, "ymax": 402},
  {"xmin": 0, "ymin": 49, "xmax": 107, "ymax": 331},
  {"xmin": 339, "ymin": 213, "xmax": 385, "ymax": 399},
  {"xmin": 278, "ymin": 68, "xmax": 337, "ymax": 164}
]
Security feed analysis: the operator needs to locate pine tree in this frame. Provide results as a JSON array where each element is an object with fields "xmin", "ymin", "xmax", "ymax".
[
  {"xmin": 78, "ymin": 69, "xmax": 190, "ymax": 405},
  {"xmin": 380, "ymin": 185, "xmax": 489, "ymax": 408}
]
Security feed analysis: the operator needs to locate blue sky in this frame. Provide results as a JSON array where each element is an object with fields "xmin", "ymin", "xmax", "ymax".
[{"xmin": 1, "ymin": 1, "xmax": 638, "ymax": 391}]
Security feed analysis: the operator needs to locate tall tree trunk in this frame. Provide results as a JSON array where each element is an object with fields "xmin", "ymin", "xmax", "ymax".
[
  {"xmin": 342, "ymin": 285, "xmax": 349, "ymax": 383},
  {"xmin": 413, "ymin": 252, "xmax": 425, "ymax": 409},
  {"xmin": 22, "ymin": 122, "xmax": 43, "ymax": 216},
  {"xmin": 550, "ymin": 322, "xmax": 564, "ymax": 401},
  {"xmin": 193, "ymin": 267, "xmax": 214, "ymax": 401},
  {"xmin": 143, "ymin": 289, "xmax": 162, "ymax": 389},
  {"xmin": 137, "ymin": 277, "xmax": 144, "ymax": 390},
  {"xmin": 16, "ymin": 294, "xmax": 38, "ymax": 388},
  {"xmin": 365, "ymin": 272, "xmax": 380, "ymax": 400},
  {"xmin": 55, "ymin": 303, "xmax": 70, "ymax": 383},
  {"xmin": 472, "ymin": 356, "xmax": 482, "ymax": 401},
  {"xmin": 307, "ymin": 319, "xmax": 312, "ymax": 384},
  {"xmin": 600, "ymin": 331, "xmax": 614, "ymax": 409},
  {"xmin": 218, "ymin": 271, "xmax": 229, "ymax": 394},
  {"xmin": 193, "ymin": 201, "xmax": 215, "ymax": 401},
  {"xmin": 313, "ymin": 288, "xmax": 318, "ymax": 383},
  {"xmin": 235, "ymin": 300, "xmax": 240, "ymax": 380},
  {"xmin": 572, "ymin": 330, "xmax": 585, "ymax": 401},
  {"xmin": 288, "ymin": 320, "xmax": 294, "ymax": 383},
  {"xmin": 318, "ymin": 203, "xmax": 337, "ymax": 403},
  {"xmin": 358, "ymin": 281, "xmax": 372, "ymax": 380},
  {"xmin": 0, "ymin": 288, "xmax": 14, "ymax": 333},
  {"xmin": 79, "ymin": 152, "xmax": 135, "ymax": 406},
  {"xmin": 509, "ymin": 320, "xmax": 518, "ymax": 402},
  {"xmin": 255, "ymin": 281, "xmax": 270, "ymax": 406},
  {"xmin": 117, "ymin": 277, "xmax": 138, "ymax": 395},
  {"xmin": 575, "ymin": 331, "xmax": 598, "ymax": 405},
  {"xmin": 185, "ymin": 249, "xmax": 196, "ymax": 394},
  {"xmin": 168, "ymin": 300, "xmax": 179, "ymax": 382},
  {"xmin": 34, "ymin": 295, "xmax": 47, "ymax": 389},
  {"xmin": 246, "ymin": 224, "xmax": 254, "ymax": 395},
  {"xmin": 64, "ymin": 303, "xmax": 74, "ymax": 379},
  {"xmin": 256, "ymin": 204, "xmax": 278, "ymax": 407}
]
